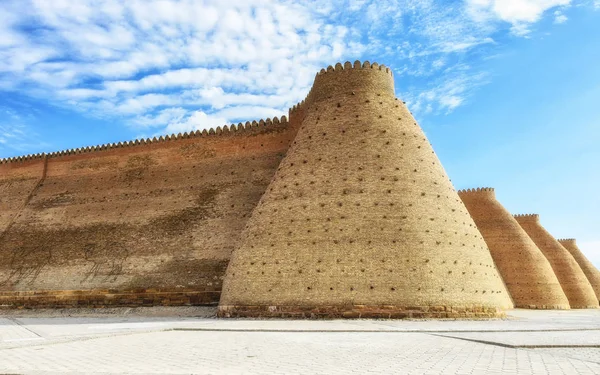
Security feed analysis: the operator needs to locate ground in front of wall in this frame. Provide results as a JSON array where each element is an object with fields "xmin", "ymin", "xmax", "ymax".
[{"xmin": 1, "ymin": 308, "xmax": 599, "ymax": 374}]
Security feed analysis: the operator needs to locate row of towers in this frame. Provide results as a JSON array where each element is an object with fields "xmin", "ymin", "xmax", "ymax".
[
  {"xmin": 217, "ymin": 61, "xmax": 600, "ymax": 318},
  {"xmin": 459, "ymin": 189, "xmax": 599, "ymax": 310},
  {"xmin": 214, "ymin": 62, "xmax": 600, "ymax": 318}
]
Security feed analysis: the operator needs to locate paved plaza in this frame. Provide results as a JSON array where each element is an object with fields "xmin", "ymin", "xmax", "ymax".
[{"xmin": 1, "ymin": 309, "xmax": 599, "ymax": 374}]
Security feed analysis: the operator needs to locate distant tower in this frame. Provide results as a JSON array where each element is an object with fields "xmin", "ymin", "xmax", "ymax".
[
  {"xmin": 218, "ymin": 61, "xmax": 513, "ymax": 318},
  {"xmin": 459, "ymin": 188, "xmax": 569, "ymax": 309},
  {"xmin": 558, "ymin": 239, "xmax": 600, "ymax": 302},
  {"xmin": 515, "ymin": 215, "xmax": 598, "ymax": 309}
]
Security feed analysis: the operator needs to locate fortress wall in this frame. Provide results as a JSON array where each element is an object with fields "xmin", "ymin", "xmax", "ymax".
[
  {"xmin": 0, "ymin": 118, "xmax": 297, "ymax": 308},
  {"xmin": 558, "ymin": 239, "xmax": 600, "ymax": 302},
  {"xmin": 458, "ymin": 188, "xmax": 569, "ymax": 309},
  {"xmin": 219, "ymin": 61, "xmax": 513, "ymax": 319},
  {"xmin": 515, "ymin": 215, "xmax": 598, "ymax": 309}
]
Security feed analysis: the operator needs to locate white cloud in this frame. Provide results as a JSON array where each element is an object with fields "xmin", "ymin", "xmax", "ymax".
[
  {"xmin": 467, "ymin": 0, "xmax": 571, "ymax": 35},
  {"xmin": 554, "ymin": 10, "xmax": 569, "ymax": 23},
  {"xmin": 0, "ymin": 0, "xmax": 586, "ymax": 136},
  {"xmin": 164, "ymin": 111, "xmax": 228, "ymax": 134}
]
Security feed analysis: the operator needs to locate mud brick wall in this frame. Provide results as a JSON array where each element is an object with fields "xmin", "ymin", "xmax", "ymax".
[
  {"xmin": 459, "ymin": 188, "xmax": 569, "ymax": 309},
  {"xmin": 515, "ymin": 214, "xmax": 598, "ymax": 309},
  {"xmin": 0, "ymin": 118, "xmax": 297, "ymax": 307},
  {"xmin": 558, "ymin": 239, "xmax": 600, "ymax": 302},
  {"xmin": 219, "ymin": 61, "xmax": 513, "ymax": 319}
]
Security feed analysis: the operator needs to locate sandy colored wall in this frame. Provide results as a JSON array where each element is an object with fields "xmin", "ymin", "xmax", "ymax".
[
  {"xmin": 558, "ymin": 239, "xmax": 600, "ymax": 302},
  {"xmin": 458, "ymin": 188, "xmax": 569, "ymax": 309},
  {"xmin": 219, "ymin": 61, "xmax": 513, "ymax": 319},
  {"xmin": 515, "ymin": 215, "xmax": 598, "ymax": 309},
  {"xmin": 0, "ymin": 119, "xmax": 296, "ymax": 307}
]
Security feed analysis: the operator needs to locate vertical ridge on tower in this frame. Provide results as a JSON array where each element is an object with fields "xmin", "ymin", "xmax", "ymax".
[
  {"xmin": 459, "ymin": 188, "xmax": 569, "ymax": 309},
  {"xmin": 514, "ymin": 214, "xmax": 598, "ymax": 309},
  {"xmin": 558, "ymin": 239, "xmax": 600, "ymax": 302},
  {"xmin": 218, "ymin": 61, "xmax": 513, "ymax": 319}
]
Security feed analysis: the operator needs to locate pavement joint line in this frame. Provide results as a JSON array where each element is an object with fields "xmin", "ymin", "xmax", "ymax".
[
  {"xmin": 427, "ymin": 333, "xmax": 516, "ymax": 349},
  {"xmin": 0, "ymin": 328, "xmax": 173, "ymax": 351},
  {"xmin": 6, "ymin": 317, "xmax": 44, "ymax": 338},
  {"xmin": 427, "ymin": 333, "xmax": 600, "ymax": 349},
  {"xmin": 169, "ymin": 327, "xmax": 600, "ymax": 333}
]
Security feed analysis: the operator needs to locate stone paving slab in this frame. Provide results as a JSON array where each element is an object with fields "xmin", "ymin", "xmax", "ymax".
[
  {"xmin": 530, "ymin": 348, "xmax": 600, "ymax": 364},
  {"xmin": 1, "ymin": 330, "xmax": 600, "ymax": 375}
]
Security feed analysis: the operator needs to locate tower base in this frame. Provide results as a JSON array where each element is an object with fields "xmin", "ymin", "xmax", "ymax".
[{"xmin": 218, "ymin": 304, "xmax": 506, "ymax": 319}]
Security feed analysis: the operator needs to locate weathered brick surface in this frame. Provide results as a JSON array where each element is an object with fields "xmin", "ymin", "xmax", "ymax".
[
  {"xmin": 0, "ymin": 119, "xmax": 298, "ymax": 307},
  {"xmin": 515, "ymin": 215, "xmax": 598, "ymax": 309},
  {"xmin": 558, "ymin": 239, "xmax": 600, "ymax": 302},
  {"xmin": 458, "ymin": 188, "xmax": 569, "ymax": 309},
  {"xmin": 218, "ymin": 61, "xmax": 513, "ymax": 318}
]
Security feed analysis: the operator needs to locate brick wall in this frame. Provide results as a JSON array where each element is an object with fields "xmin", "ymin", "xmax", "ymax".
[{"xmin": 0, "ymin": 118, "xmax": 297, "ymax": 307}]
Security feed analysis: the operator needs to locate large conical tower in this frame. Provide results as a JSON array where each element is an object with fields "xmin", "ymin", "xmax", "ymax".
[
  {"xmin": 558, "ymin": 239, "xmax": 600, "ymax": 302},
  {"xmin": 514, "ymin": 215, "xmax": 598, "ymax": 309},
  {"xmin": 458, "ymin": 188, "xmax": 569, "ymax": 309},
  {"xmin": 218, "ymin": 61, "xmax": 513, "ymax": 318}
]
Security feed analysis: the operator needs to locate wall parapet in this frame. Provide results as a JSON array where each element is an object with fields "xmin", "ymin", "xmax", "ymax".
[
  {"xmin": 0, "ymin": 115, "xmax": 289, "ymax": 165},
  {"xmin": 513, "ymin": 214, "xmax": 540, "ymax": 222},
  {"xmin": 457, "ymin": 187, "xmax": 495, "ymax": 194}
]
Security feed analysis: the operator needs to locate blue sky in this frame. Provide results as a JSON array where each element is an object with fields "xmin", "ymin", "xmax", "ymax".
[{"xmin": 0, "ymin": 0, "xmax": 599, "ymax": 266}]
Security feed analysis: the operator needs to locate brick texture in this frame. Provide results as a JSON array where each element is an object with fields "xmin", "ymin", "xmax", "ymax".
[
  {"xmin": 514, "ymin": 215, "xmax": 598, "ymax": 309},
  {"xmin": 458, "ymin": 188, "xmax": 569, "ymax": 309},
  {"xmin": 558, "ymin": 239, "xmax": 600, "ymax": 303},
  {"xmin": 218, "ymin": 61, "xmax": 513, "ymax": 318}
]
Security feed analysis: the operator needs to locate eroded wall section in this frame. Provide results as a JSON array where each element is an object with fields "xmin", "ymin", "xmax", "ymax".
[{"xmin": 0, "ymin": 119, "xmax": 295, "ymax": 307}]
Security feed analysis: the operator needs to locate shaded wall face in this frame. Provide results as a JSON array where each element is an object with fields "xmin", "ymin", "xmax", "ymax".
[
  {"xmin": 559, "ymin": 239, "xmax": 600, "ymax": 302},
  {"xmin": 0, "ymin": 125, "xmax": 295, "ymax": 306},
  {"xmin": 459, "ymin": 190, "xmax": 569, "ymax": 309},
  {"xmin": 0, "ymin": 160, "xmax": 45, "ymax": 231},
  {"xmin": 515, "ymin": 216, "xmax": 598, "ymax": 309}
]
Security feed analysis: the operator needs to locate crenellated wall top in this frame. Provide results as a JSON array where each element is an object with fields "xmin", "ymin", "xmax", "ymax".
[
  {"xmin": 557, "ymin": 238, "xmax": 577, "ymax": 243},
  {"xmin": 0, "ymin": 116, "xmax": 288, "ymax": 165},
  {"xmin": 513, "ymin": 213, "xmax": 540, "ymax": 222},
  {"xmin": 457, "ymin": 187, "xmax": 495, "ymax": 194}
]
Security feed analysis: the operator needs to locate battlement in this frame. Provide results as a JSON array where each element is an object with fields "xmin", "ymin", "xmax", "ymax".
[
  {"xmin": 0, "ymin": 115, "xmax": 289, "ymax": 165},
  {"xmin": 558, "ymin": 238, "xmax": 577, "ymax": 244},
  {"xmin": 290, "ymin": 60, "xmax": 394, "ymax": 115},
  {"xmin": 514, "ymin": 214, "xmax": 540, "ymax": 221},
  {"xmin": 457, "ymin": 187, "xmax": 496, "ymax": 197},
  {"xmin": 316, "ymin": 60, "xmax": 393, "ymax": 76}
]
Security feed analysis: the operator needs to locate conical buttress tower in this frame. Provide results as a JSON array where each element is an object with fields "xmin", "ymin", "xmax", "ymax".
[
  {"xmin": 459, "ymin": 188, "xmax": 569, "ymax": 309},
  {"xmin": 558, "ymin": 239, "xmax": 600, "ymax": 302},
  {"xmin": 515, "ymin": 215, "xmax": 598, "ymax": 309},
  {"xmin": 219, "ymin": 61, "xmax": 513, "ymax": 318}
]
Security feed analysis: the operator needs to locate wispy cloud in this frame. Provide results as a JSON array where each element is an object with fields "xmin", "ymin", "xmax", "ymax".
[
  {"xmin": 467, "ymin": 0, "xmax": 572, "ymax": 35},
  {"xmin": 554, "ymin": 10, "xmax": 569, "ymax": 23},
  {"xmin": 0, "ymin": 0, "xmax": 588, "ymax": 137},
  {"xmin": 0, "ymin": 107, "xmax": 48, "ymax": 155}
]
